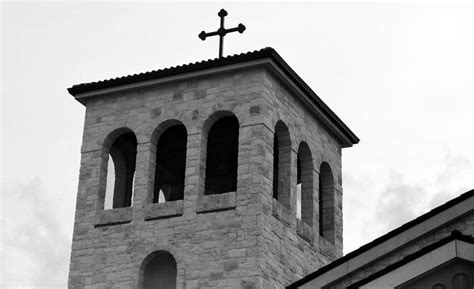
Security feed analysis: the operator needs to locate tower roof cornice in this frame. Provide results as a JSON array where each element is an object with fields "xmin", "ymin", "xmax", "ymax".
[{"xmin": 68, "ymin": 47, "xmax": 359, "ymax": 147}]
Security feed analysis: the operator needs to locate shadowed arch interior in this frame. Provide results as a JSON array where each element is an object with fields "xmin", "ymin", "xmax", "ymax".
[
  {"xmin": 105, "ymin": 131, "xmax": 137, "ymax": 209},
  {"xmin": 153, "ymin": 124, "xmax": 187, "ymax": 203},
  {"xmin": 204, "ymin": 115, "xmax": 239, "ymax": 195},
  {"xmin": 319, "ymin": 162, "xmax": 335, "ymax": 243},
  {"xmin": 142, "ymin": 251, "xmax": 177, "ymax": 289},
  {"xmin": 297, "ymin": 142, "xmax": 313, "ymax": 226},
  {"xmin": 452, "ymin": 273, "xmax": 470, "ymax": 289},
  {"xmin": 273, "ymin": 121, "xmax": 291, "ymax": 209}
]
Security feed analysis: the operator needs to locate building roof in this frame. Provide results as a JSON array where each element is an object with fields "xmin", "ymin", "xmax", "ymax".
[
  {"xmin": 287, "ymin": 189, "xmax": 474, "ymax": 288},
  {"xmin": 67, "ymin": 47, "xmax": 359, "ymax": 146},
  {"xmin": 347, "ymin": 230, "xmax": 474, "ymax": 288}
]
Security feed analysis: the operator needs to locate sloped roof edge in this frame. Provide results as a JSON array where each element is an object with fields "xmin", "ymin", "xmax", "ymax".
[
  {"xmin": 286, "ymin": 189, "xmax": 474, "ymax": 289},
  {"xmin": 67, "ymin": 47, "xmax": 359, "ymax": 145},
  {"xmin": 347, "ymin": 230, "xmax": 474, "ymax": 288}
]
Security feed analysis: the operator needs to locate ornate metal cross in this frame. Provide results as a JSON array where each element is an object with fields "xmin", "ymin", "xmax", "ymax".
[{"xmin": 198, "ymin": 9, "xmax": 246, "ymax": 59}]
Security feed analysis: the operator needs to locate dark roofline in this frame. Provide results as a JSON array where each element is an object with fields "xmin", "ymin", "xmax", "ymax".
[
  {"xmin": 286, "ymin": 189, "xmax": 474, "ymax": 289},
  {"xmin": 67, "ymin": 47, "xmax": 359, "ymax": 145},
  {"xmin": 347, "ymin": 230, "xmax": 474, "ymax": 288},
  {"xmin": 68, "ymin": 48, "xmax": 274, "ymax": 95}
]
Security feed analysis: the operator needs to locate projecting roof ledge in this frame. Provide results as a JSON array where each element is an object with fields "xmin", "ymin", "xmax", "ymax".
[{"xmin": 68, "ymin": 48, "xmax": 359, "ymax": 147}]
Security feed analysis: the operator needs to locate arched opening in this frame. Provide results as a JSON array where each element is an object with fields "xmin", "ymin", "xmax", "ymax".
[
  {"xmin": 104, "ymin": 131, "xmax": 137, "ymax": 209},
  {"xmin": 273, "ymin": 121, "xmax": 291, "ymax": 209},
  {"xmin": 297, "ymin": 142, "xmax": 313, "ymax": 226},
  {"xmin": 297, "ymin": 154, "xmax": 301, "ymax": 219},
  {"xmin": 204, "ymin": 116, "xmax": 239, "ymax": 195},
  {"xmin": 142, "ymin": 251, "xmax": 177, "ymax": 289},
  {"xmin": 452, "ymin": 273, "xmax": 470, "ymax": 289},
  {"xmin": 319, "ymin": 162, "xmax": 335, "ymax": 242},
  {"xmin": 153, "ymin": 125, "xmax": 187, "ymax": 203}
]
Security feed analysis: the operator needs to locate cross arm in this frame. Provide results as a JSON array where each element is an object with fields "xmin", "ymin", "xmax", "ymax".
[
  {"xmin": 225, "ymin": 24, "xmax": 246, "ymax": 34},
  {"xmin": 199, "ymin": 30, "xmax": 219, "ymax": 40}
]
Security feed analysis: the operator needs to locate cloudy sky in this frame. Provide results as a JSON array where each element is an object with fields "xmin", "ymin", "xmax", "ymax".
[{"xmin": 1, "ymin": 1, "xmax": 472, "ymax": 287}]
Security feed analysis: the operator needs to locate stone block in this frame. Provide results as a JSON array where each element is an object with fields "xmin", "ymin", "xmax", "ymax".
[
  {"xmin": 272, "ymin": 198, "xmax": 296, "ymax": 228},
  {"xmin": 94, "ymin": 207, "xmax": 132, "ymax": 227},
  {"xmin": 297, "ymin": 219, "xmax": 315, "ymax": 243},
  {"xmin": 144, "ymin": 200, "xmax": 184, "ymax": 220},
  {"xmin": 197, "ymin": 191, "xmax": 237, "ymax": 214}
]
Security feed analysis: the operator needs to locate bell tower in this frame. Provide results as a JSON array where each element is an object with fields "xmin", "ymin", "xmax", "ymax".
[{"xmin": 67, "ymin": 47, "xmax": 358, "ymax": 288}]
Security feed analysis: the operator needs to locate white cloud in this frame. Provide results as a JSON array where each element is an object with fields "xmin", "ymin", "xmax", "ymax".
[
  {"xmin": 343, "ymin": 151, "xmax": 472, "ymax": 254},
  {"xmin": 374, "ymin": 172, "xmax": 427, "ymax": 230},
  {"xmin": 1, "ymin": 178, "xmax": 73, "ymax": 288}
]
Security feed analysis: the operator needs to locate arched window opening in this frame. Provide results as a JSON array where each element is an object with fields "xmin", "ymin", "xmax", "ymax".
[
  {"xmin": 319, "ymin": 162, "xmax": 335, "ymax": 242},
  {"xmin": 297, "ymin": 142, "xmax": 313, "ymax": 226},
  {"xmin": 104, "ymin": 157, "xmax": 115, "ymax": 209},
  {"xmin": 432, "ymin": 284, "xmax": 446, "ymax": 289},
  {"xmin": 273, "ymin": 121, "xmax": 291, "ymax": 209},
  {"xmin": 273, "ymin": 134, "xmax": 279, "ymax": 199},
  {"xmin": 452, "ymin": 273, "xmax": 470, "ymax": 289},
  {"xmin": 153, "ymin": 125, "xmax": 187, "ymax": 203},
  {"xmin": 104, "ymin": 132, "xmax": 137, "ymax": 209},
  {"xmin": 142, "ymin": 251, "xmax": 177, "ymax": 289},
  {"xmin": 296, "ymin": 154, "xmax": 301, "ymax": 220},
  {"xmin": 205, "ymin": 116, "xmax": 239, "ymax": 195}
]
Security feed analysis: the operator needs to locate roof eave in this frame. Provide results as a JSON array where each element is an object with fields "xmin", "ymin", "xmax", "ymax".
[
  {"xmin": 68, "ymin": 48, "xmax": 359, "ymax": 146},
  {"xmin": 286, "ymin": 189, "xmax": 474, "ymax": 289}
]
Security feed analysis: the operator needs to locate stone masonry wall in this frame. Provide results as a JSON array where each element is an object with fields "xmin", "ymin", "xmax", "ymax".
[
  {"xmin": 69, "ymin": 65, "xmax": 345, "ymax": 288},
  {"xmin": 256, "ymin": 71, "xmax": 344, "ymax": 288}
]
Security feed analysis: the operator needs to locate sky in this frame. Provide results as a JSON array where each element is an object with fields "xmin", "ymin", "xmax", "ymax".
[{"xmin": 1, "ymin": 1, "xmax": 472, "ymax": 288}]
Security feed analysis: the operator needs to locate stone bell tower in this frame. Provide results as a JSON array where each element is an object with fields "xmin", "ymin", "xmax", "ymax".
[{"xmin": 67, "ymin": 47, "xmax": 359, "ymax": 288}]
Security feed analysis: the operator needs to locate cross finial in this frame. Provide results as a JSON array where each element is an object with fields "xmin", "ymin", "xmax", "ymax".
[{"xmin": 198, "ymin": 9, "xmax": 246, "ymax": 59}]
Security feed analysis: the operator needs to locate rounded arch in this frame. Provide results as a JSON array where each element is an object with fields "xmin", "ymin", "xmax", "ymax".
[
  {"xmin": 297, "ymin": 141, "xmax": 313, "ymax": 226},
  {"xmin": 151, "ymin": 120, "xmax": 188, "ymax": 203},
  {"xmin": 273, "ymin": 120, "xmax": 292, "ymax": 209},
  {"xmin": 201, "ymin": 110, "xmax": 240, "ymax": 136},
  {"xmin": 270, "ymin": 116, "xmax": 299, "ymax": 149},
  {"xmin": 145, "ymin": 120, "xmax": 187, "ymax": 203},
  {"xmin": 102, "ymin": 127, "xmax": 136, "ymax": 153},
  {"xmin": 319, "ymin": 161, "xmax": 335, "ymax": 243},
  {"xmin": 150, "ymin": 119, "xmax": 186, "ymax": 147},
  {"xmin": 202, "ymin": 112, "xmax": 240, "ymax": 195},
  {"xmin": 139, "ymin": 250, "xmax": 177, "ymax": 289},
  {"xmin": 100, "ymin": 127, "xmax": 138, "ymax": 209},
  {"xmin": 452, "ymin": 273, "xmax": 470, "ymax": 289}
]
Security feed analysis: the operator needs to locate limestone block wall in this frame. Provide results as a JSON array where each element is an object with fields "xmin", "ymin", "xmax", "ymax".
[
  {"xmin": 256, "ymin": 71, "xmax": 344, "ymax": 288},
  {"xmin": 70, "ymin": 67, "xmax": 269, "ymax": 288},
  {"xmin": 69, "ymin": 65, "xmax": 345, "ymax": 288}
]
